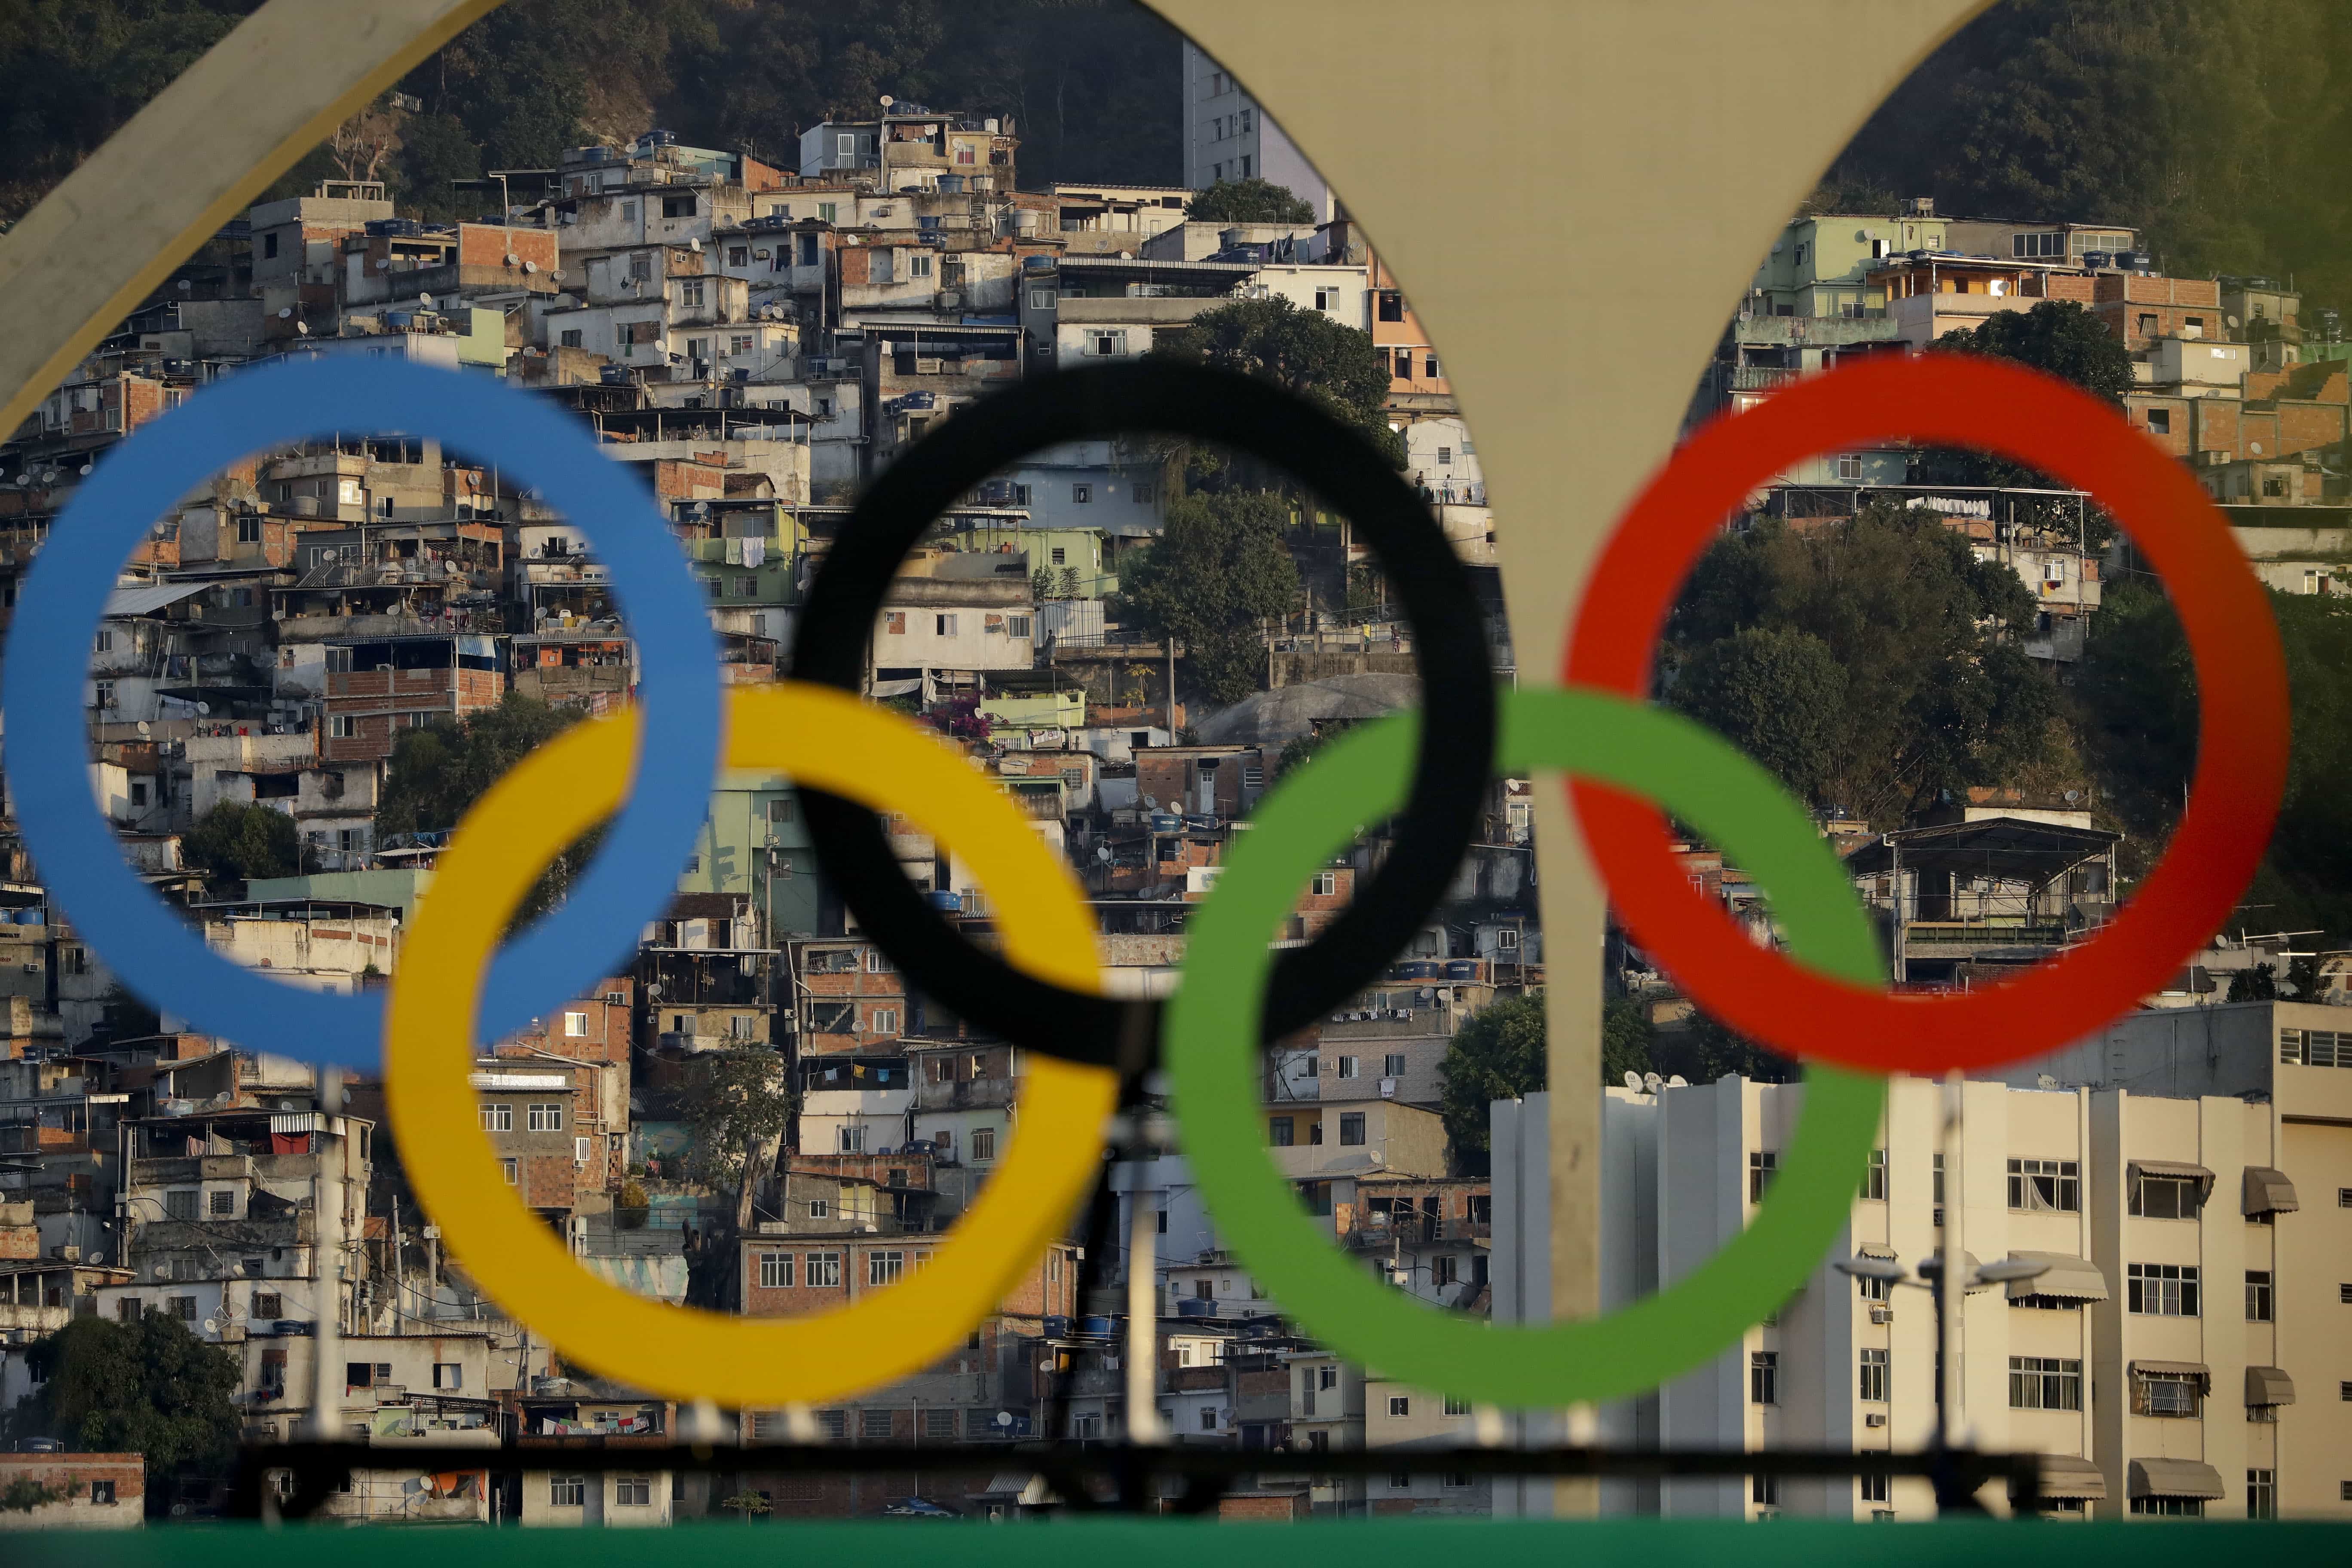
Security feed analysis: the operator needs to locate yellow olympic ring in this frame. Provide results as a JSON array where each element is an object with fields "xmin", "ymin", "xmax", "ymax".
[{"xmin": 385, "ymin": 683, "xmax": 1116, "ymax": 1405}]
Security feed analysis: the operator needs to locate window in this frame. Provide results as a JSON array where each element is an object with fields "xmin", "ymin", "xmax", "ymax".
[
  {"xmin": 549, "ymin": 1476, "xmax": 586, "ymax": 1507},
  {"xmin": 2133, "ymin": 1371, "xmax": 2202, "ymax": 1417},
  {"xmin": 1072, "ymin": 483, "xmax": 1092, "ymax": 503},
  {"xmin": 527, "ymin": 1102, "xmax": 564, "ymax": 1133},
  {"xmin": 1336, "ymin": 1056, "xmax": 1358, "ymax": 1080},
  {"xmin": 759, "ymin": 1253, "xmax": 794, "ymax": 1289},
  {"xmin": 616, "ymin": 1476, "xmax": 652, "ymax": 1506},
  {"xmin": 169, "ymin": 1295, "xmax": 197, "ymax": 1322},
  {"xmin": 2133, "ymin": 1171, "xmax": 2206, "ymax": 1218},
  {"xmin": 934, "ymin": 613, "xmax": 957, "ymax": 636},
  {"xmin": 2007, "ymin": 1158, "xmax": 2080, "ymax": 1212},
  {"xmin": 2281, "ymin": 1028, "xmax": 2349, "ymax": 1067},
  {"xmin": 576, "ymin": 1135, "xmax": 593, "ymax": 1163},
  {"xmin": 163, "ymin": 1188, "xmax": 199, "ymax": 1221},
  {"xmin": 2127, "ymin": 1262, "xmax": 2199, "ymax": 1315},
  {"xmin": 1339, "ymin": 1112, "xmax": 1366, "ymax": 1146},
  {"xmin": 89, "ymin": 1479, "xmax": 115, "ymax": 1506},
  {"xmin": 908, "ymin": 252, "xmax": 934, "ymax": 279},
  {"xmin": 971, "ymin": 1127, "xmax": 996, "ymax": 1162},
  {"xmin": 1087, "ymin": 330, "xmax": 1127, "ymax": 357},
  {"xmin": 1385, "ymin": 1054, "xmax": 1408, "ymax": 1078},
  {"xmin": 870, "ymin": 1008, "xmax": 899, "ymax": 1035},
  {"xmin": 679, "ymin": 279, "xmax": 705, "ymax": 309},
  {"xmin": 253, "ymin": 1291, "xmax": 282, "ymax": 1319},
  {"xmin": 1748, "ymin": 1150, "xmax": 1777, "ymax": 1203},
  {"xmin": 2247, "ymin": 1270, "xmax": 2274, "ymax": 1322},
  {"xmin": 1433, "ymin": 1256, "xmax": 1457, "ymax": 1286},
  {"xmin": 1030, "ymin": 288, "xmax": 1058, "ymax": 310},
  {"xmin": 1750, "ymin": 1351, "xmax": 1779, "ymax": 1406},
  {"xmin": 499, "ymin": 1158, "xmax": 518, "ymax": 1185},
  {"xmin": 431, "ymin": 1362, "xmax": 462, "ymax": 1390},
  {"xmin": 1377, "ymin": 291, "xmax": 1406, "ymax": 323},
  {"xmin": 807, "ymin": 1198, "xmax": 830, "ymax": 1220},
  {"xmin": 263, "ymin": 231, "xmax": 280, "ymax": 259},
  {"xmin": 1932, "ymin": 1153, "xmax": 1945, "ymax": 1227},
  {"xmin": 1836, "ymin": 453, "xmax": 1865, "ymax": 481},
  {"xmin": 806, "ymin": 1252, "xmax": 842, "ymax": 1287},
  {"xmin": 836, "ymin": 1124, "xmax": 865, "ymax": 1154},
  {"xmin": 1314, "ymin": 288, "xmax": 1338, "ymax": 312},
  {"xmin": 1863, "ymin": 1148, "xmax": 1887, "ymax": 1201},
  {"xmin": 235, "ymin": 514, "xmax": 264, "ymax": 545},
  {"xmin": 2248, "ymin": 1469, "xmax": 2276, "ymax": 1519},
  {"xmin": 1133, "ymin": 480, "xmax": 1156, "ymax": 505},
  {"xmin": 1269, "ymin": 1116, "xmax": 1295, "ymax": 1146},
  {"xmin": 1859, "ymin": 1348, "xmax": 1889, "ymax": 1403},
  {"xmin": 328, "ymin": 714, "xmax": 356, "ymax": 740},
  {"xmin": 2131, "ymin": 1497, "xmax": 2204, "ymax": 1517},
  {"xmin": 1311, "ymin": 871, "xmax": 1338, "ymax": 897},
  {"xmin": 1751, "ymin": 1473, "xmax": 1779, "ymax": 1509},
  {"xmin": 1388, "ymin": 1396, "xmax": 1411, "ymax": 1416},
  {"xmin": 481, "ymin": 1104, "xmax": 513, "ymax": 1133},
  {"xmin": 869, "ymin": 1250, "xmax": 905, "ymax": 1287},
  {"xmin": 2009, "ymin": 1356, "xmax": 2082, "ymax": 1411},
  {"xmin": 1856, "ymin": 1269, "xmax": 1890, "ymax": 1301},
  {"xmin": 2146, "ymin": 407, "xmax": 2172, "ymax": 435},
  {"xmin": 206, "ymin": 1189, "xmax": 235, "ymax": 1218},
  {"xmin": 860, "ymin": 1408, "xmax": 896, "ymax": 1441}
]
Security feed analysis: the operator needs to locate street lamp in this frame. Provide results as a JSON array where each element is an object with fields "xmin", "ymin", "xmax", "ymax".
[{"xmin": 1833, "ymin": 1251, "xmax": 2048, "ymax": 1514}]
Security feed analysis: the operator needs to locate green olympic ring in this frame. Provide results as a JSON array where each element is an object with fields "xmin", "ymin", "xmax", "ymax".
[{"xmin": 1166, "ymin": 685, "xmax": 1888, "ymax": 1409}]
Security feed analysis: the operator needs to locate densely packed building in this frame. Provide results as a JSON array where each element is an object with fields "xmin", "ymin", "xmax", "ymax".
[{"xmin": 1, "ymin": 80, "xmax": 2348, "ymax": 1528}]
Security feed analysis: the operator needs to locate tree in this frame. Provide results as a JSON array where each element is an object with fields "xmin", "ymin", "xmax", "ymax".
[
  {"xmin": 1438, "ymin": 993, "xmax": 1546, "ymax": 1176},
  {"xmin": 1667, "ymin": 503, "xmax": 2055, "ymax": 824},
  {"xmin": 328, "ymin": 96, "xmax": 404, "ymax": 184},
  {"xmin": 1152, "ymin": 296, "xmax": 1402, "ymax": 466},
  {"xmin": 677, "ymin": 1045, "xmax": 794, "ymax": 1194},
  {"xmin": 1665, "ymin": 626, "xmax": 1848, "ymax": 808},
  {"xmin": 1275, "ymin": 718, "xmax": 1358, "ymax": 778},
  {"xmin": 2226, "ymin": 963, "xmax": 2277, "ymax": 1003},
  {"xmin": 15, "ymin": 1316, "xmax": 239, "ymax": 1515},
  {"xmin": 184, "ymin": 802, "xmax": 301, "ymax": 886},
  {"xmin": 377, "ymin": 695, "xmax": 586, "ymax": 918},
  {"xmin": 1115, "ymin": 490, "xmax": 1299, "ymax": 707},
  {"xmin": 1185, "ymin": 177, "xmax": 1314, "ymax": 224},
  {"xmin": 1931, "ymin": 299, "xmax": 2133, "ymax": 405},
  {"xmin": 1600, "ymin": 996, "xmax": 1656, "ymax": 1085}
]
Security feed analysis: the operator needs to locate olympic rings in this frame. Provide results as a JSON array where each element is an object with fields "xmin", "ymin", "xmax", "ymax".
[
  {"xmin": 791, "ymin": 361, "xmax": 1495, "ymax": 1073},
  {"xmin": 385, "ymin": 684, "xmax": 1117, "ymax": 1405},
  {"xmin": 1165, "ymin": 686, "xmax": 1886, "ymax": 1408},
  {"xmin": 2, "ymin": 356, "xmax": 722, "ymax": 1067},
  {"xmin": 1565, "ymin": 355, "xmax": 2290, "ymax": 1074}
]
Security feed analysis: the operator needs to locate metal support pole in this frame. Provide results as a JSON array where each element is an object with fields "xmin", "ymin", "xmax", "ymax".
[
  {"xmin": 308, "ymin": 1066, "xmax": 343, "ymax": 1443},
  {"xmin": 1124, "ymin": 1165, "xmax": 1165, "ymax": 1446}
]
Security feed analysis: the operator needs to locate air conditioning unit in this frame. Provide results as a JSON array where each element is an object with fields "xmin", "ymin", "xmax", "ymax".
[
  {"xmin": 1865, "ymin": 1412, "xmax": 1887, "ymax": 1428},
  {"xmin": 1869, "ymin": 1305, "xmax": 1893, "ymax": 1324},
  {"xmin": 914, "ymin": 357, "xmax": 943, "ymax": 374}
]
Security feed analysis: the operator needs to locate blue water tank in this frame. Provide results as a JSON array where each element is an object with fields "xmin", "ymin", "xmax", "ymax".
[
  {"xmin": 1148, "ymin": 813, "xmax": 1183, "ymax": 834},
  {"xmin": 1445, "ymin": 959, "xmax": 1481, "ymax": 981},
  {"xmin": 924, "ymin": 889, "xmax": 964, "ymax": 914},
  {"xmin": 1042, "ymin": 1314, "xmax": 1072, "ymax": 1339},
  {"xmin": 1075, "ymin": 1315, "xmax": 1115, "ymax": 1339},
  {"xmin": 1396, "ymin": 960, "xmax": 1442, "ymax": 981},
  {"xmin": 1176, "ymin": 1298, "xmax": 1217, "ymax": 1319}
]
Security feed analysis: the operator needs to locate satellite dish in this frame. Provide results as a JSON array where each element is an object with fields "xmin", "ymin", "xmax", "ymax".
[
  {"xmin": 151, "ymin": 1263, "xmax": 168, "ymax": 1279},
  {"xmin": 196, "ymin": 702, "xmax": 211, "ymax": 716},
  {"xmin": 374, "ymin": 257, "xmax": 391, "ymax": 270},
  {"xmin": 504, "ymin": 252, "xmax": 521, "ymax": 266},
  {"xmin": 138, "ymin": 721, "xmax": 152, "ymax": 737},
  {"xmin": 176, "ymin": 279, "xmax": 192, "ymax": 290},
  {"xmin": 79, "ymin": 464, "xmax": 93, "ymax": 476},
  {"xmin": 992, "ymin": 1409, "xmax": 1011, "ymax": 1427},
  {"xmin": 1095, "ymin": 844, "xmax": 1112, "ymax": 863},
  {"xmin": 1666, "ymin": 1075, "xmax": 1688, "ymax": 1087},
  {"xmin": 550, "ymin": 270, "xmax": 566, "ymax": 282},
  {"xmin": 880, "ymin": 95, "xmax": 896, "ymax": 108},
  {"xmin": 1644, "ymin": 1072, "xmax": 1665, "ymax": 1094},
  {"xmin": 2036, "ymin": 1074, "xmax": 2060, "ymax": 1090},
  {"xmin": 521, "ymin": 260, "xmax": 538, "ymax": 274},
  {"xmin": 276, "ymin": 307, "xmax": 293, "ymax": 318},
  {"xmin": 202, "ymin": 1317, "xmax": 219, "ymax": 1335},
  {"xmin": 1622, "ymin": 1070, "xmax": 1643, "ymax": 1091},
  {"xmin": 295, "ymin": 322, "xmax": 309, "ymax": 335},
  {"xmin": 418, "ymin": 293, "xmax": 434, "ymax": 308}
]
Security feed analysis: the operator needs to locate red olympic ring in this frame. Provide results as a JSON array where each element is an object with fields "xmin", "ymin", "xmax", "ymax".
[{"xmin": 1563, "ymin": 354, "xmax": 2290, "ymax": 1073}]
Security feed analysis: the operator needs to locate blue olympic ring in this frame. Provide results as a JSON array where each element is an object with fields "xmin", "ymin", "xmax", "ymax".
[{"xmin": 1, "ymin": 355, "xmax": 722, "ymax": 1067}]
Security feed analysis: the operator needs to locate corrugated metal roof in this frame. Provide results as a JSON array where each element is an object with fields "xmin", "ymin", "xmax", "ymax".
[{"xmin": 104, "ymin": 582, "xmax": 208, "ymax": 617}]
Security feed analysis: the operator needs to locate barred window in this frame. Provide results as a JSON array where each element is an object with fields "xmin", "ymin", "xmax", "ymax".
[
  {"xmin": 2127, "ymin": 1262, "xmax": 2199, "ymax": 1316},
  {"xmin": 2008, "ymin": 1356, "xmax": 2082, "ymax": 1411},
  {"xmin": 2132, "ymin": 1372, "xmax": 2202, "ymax": 1418}
]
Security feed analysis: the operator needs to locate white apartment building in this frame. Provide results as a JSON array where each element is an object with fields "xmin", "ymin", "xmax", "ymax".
[
  {"xmin": 1494, "ymin": 1047, "xmax": 2345, "ymax": 1520},
  {"xmin": 1180, "ymin": 43, "xmax": 1334, "ymax": 220}
]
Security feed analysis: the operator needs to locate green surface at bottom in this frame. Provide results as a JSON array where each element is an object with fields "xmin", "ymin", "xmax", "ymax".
[{"xmin": 12, "ymin": 1520, "xmax": 2350, "ymax": 1566}]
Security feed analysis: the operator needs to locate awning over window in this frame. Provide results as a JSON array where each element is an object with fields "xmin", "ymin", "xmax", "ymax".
[
  {"xmin": 2130, "ymin": 1359, "xmax": 2211, "ymax": 1388},
  {"xmin": 2129, "ymin": 1158, "xmax": 2214, "ymax": 1187},
  {"xmin": 2246, "ymin": 1365, "xmax": 2296, "ymax": 1406},
  {"xmin": 2038, "ymin": 1455, "xmax": 2107, "ymax": 1501},
  {"xmin": 2128, "ymin": 1458, "xmax": 2224, "ymax": 1500},
  {"xmin": 2006, "ymin": 1251, "xmax": 2108, "ymax": 1301},
  {"xmin": 2243, "ymin": 1165, "xmax": 2299, "ymax": 1215},
  {"xmin": 1856, "ymin": 1241, "xmax": 1897, "ymax": 1259}
]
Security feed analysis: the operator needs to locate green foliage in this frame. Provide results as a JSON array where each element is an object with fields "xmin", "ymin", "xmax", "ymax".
[
  {"xmin": 1152, "ymin": 296, "xmax": 1403, "ymax": 467},
  {"xmin": 1931, "ymin": 300, "xmax": 2132, "ymax": 406},
  {"xmin": 1600, "ymin": 997, "xmax": 1655, "ymax": 1086},
  {"xmin": 1275, "ymin": 718, "xmax": 1357, "ymax": 778},
  {"xmin": 1668, "ymin": 503, "xmax": 2055, "ymax": 823},
  {"xmin": 720, "ymin": 1488, "xmax": 773, "ymax": 1516},
  {"xmin": 2227, "ymin": 963, "xmax": 2276, "ymax": 1003},
  {"xmin": 677, "ymin": 1045, "xmax": 794, "ymax": 1190},
  {"xmin": 1115, "ymin": 490, "xmax": 1298, "ymax": 707},
  {"xmin": 1666, "ymin": 626, "xmax": 1849, "ymax": 807},
  {"xmin": 1830, "ymin": 0, "xmax": 2352, "ymax": 321},
  {"xmin": 184, "ymin": 802, "xmax": 300, "ymax": 885},
  {"xmin": 378, "ymin": 695, "xmax": 586, "ymax": 918},
  {"xmin": 1185, "ymin": 178, "xmax": 1313, "ymax": 224},
  {"xmin": 1032, "ymin": 565, "xmax": 1060, "ymax": 601},
  {"xmin": 2078, "ymin": 586, "xmax": 2352, "ymax": 943},
  {"xmin": 1655, "ymin": 1011, "xmax": 1792, "ymax": 1086},
  {"xmin": 0, "ymin": 1476, "xmax": 64, "ymax": 1513},
  {"xmin": 18, "ymin": 1315, "xmax": 239, "ymax": 1507},
  {"xmin": 1438, "ymin": 993, "xmax": 1546, "ymax": 1175}
]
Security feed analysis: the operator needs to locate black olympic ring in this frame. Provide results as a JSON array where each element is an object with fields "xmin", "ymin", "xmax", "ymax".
[{"xmin": 790, "ymin": 361, "xmax": 1495, "ymax": 1071}]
